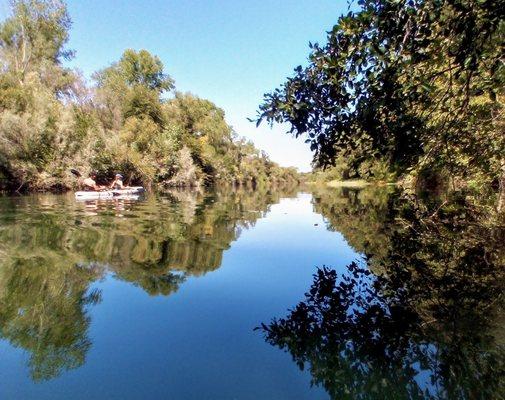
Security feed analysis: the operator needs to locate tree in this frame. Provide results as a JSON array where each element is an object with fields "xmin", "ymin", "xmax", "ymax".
[
  {"xmin": 0, "ymin": 0, "xmax": 84, "ymax": 190},
  {"xmin": 0, "ymin": 1, "xmax": 299, "ymax": 191},
  {"xmin": 94, "ymin": 49, "xmax": 174, "ymax": 94},
  {"xmin": 0, "ymin": 0, "xmax": 74, "ymax": 93},
  {"xmin": 257, "ymin": 0, "xmax": 504, "ymax": 187},
  {"xmin": 117, "ymin": 49, "xmax": 174, "ymax": 92},
  {"xmin": 93, "ymin": 49, "xmax": 173, "ymax": 129}
]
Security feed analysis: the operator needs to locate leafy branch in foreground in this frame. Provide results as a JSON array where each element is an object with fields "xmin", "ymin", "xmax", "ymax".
[{"xmin": 257, "ymin": 0, "xmax": 504, "ymax": 188}]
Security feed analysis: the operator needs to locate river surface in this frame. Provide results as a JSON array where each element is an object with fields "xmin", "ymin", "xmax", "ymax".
[{"xmin": 0, "ymin": 187, "xmax": 503, "ymax": 399}]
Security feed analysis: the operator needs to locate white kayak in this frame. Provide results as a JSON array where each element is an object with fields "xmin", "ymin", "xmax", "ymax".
[{"xmin": 75, "ymin": 187, "xmax": 144, "ymax": 199}]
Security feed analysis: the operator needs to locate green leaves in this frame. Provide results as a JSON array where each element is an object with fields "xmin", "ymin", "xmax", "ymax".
[
  {"xmin": 118, "ymin": 49, "xmax": 175, "ymax": 93},
  {"xmin": 256, "ymin": 0, "xmax": 504, "ymax": 186}
]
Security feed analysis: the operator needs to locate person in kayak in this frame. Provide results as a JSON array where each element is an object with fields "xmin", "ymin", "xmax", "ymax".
[
  {"xmin": 109, "ymin": 173, "xmax": 125, "ymax": 190},
  {"xmin": 82, "ymin": 171, "xmax": 103, "ymax": 191}
]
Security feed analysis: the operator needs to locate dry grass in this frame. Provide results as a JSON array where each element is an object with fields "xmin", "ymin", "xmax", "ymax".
[{"xmin": 326, "ymin": 179, "xmax": 370, "ymax": 188}]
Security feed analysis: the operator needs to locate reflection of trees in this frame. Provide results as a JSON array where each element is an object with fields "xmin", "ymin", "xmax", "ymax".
[
  {"xmin": 0, "ymin": 256, "xmax": 103, "ymax": 381},
  {"xmin": 0, "ymin": 186, "xmax": 297, "ymax": 380},
  {"xmin": 311, "ymin": 186, "xmax": 397, "ymax": 270},
  {"xmin": 106, "ymin": 187, "xmax": 294, "ymax": 287},
  {"xmin": 260, "ymin": 191, "xmax": 505, "ymax": 399}
]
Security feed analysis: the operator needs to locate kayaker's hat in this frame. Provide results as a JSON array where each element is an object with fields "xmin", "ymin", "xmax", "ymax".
[{"xmin": 116, "ymin": 173, "xmax": 123, "ymax": 179}]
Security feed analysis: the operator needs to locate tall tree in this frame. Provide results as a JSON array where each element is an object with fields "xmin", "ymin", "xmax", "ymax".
[
  {"xmin": 0, "ymin": 0, "xmax": 82, "ymax": 190},
  {"xmin": 93, "ymin": 49, "xmax": 174, "ymax": 128},
  {"xmin": 0, "ymin": 0, "xmax": 74, "ymax": 93}
]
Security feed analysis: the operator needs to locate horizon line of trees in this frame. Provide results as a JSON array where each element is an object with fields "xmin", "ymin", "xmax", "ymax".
[{"xmin": 0, "ymin": 0, "xmax": 299, "ymax": 193}]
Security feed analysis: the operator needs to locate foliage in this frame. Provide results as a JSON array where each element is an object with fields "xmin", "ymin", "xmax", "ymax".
[
  {"xmin": 0, "ymin": 0, "xmax": 299, "ymax": 192},
  {"xmin": 256, "ymin": 0, "xmax": 504, "ymax": 187},
  {"xmin": 0, "ymin": 0, "xmax": 80, "ymax": 190}
]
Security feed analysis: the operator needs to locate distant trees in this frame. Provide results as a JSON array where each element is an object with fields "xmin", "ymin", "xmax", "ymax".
[
  {"xmin": 0, "ymin": 0, "xmax": 298, "ymax": 192},
  {"xmin": 257, "ymin": 0, "xmax": 504, "ymax": 191}
]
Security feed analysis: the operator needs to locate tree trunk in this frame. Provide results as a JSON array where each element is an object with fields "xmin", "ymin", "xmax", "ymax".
[{"xmin": 498, "ymin": 161, "xmax": 505, "ymax": 213}]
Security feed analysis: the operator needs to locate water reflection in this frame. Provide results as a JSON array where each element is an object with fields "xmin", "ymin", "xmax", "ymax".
[
  {"xmin": 77, "ymin": 196, "xmax": 143, "ymax": 216},
  {"xmin": 0, "ymin": 186, "xmax": 297, "ymax": 381},
  {"xmin": 259, "ymin": 187, "xmax": 505, "ymax": 399}
]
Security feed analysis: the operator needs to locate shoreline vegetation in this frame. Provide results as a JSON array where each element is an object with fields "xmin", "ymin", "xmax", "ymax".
[
  {"xmin": 0, "ymin": 0, "xmax": 299, "ymax": 194},
  {"xmin": 256, "ymin": 0, "xmax": 504, "ymax": 209},
  {"xmin": 305, "ymin": 178, "xmax": 371, "ymax": 188}
]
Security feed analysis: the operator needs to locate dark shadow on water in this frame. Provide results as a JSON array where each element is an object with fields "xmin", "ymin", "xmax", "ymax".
[{"xmin": 258, "ymin": 188, "xmax": 505, "ymax": 399}]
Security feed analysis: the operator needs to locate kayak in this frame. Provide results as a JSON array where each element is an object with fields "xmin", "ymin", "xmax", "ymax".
[
  {"xmin": 75, "ymin": 194, "xmax": 141, "ymax": 202},
  {"xmin": 75, "ymin": 187, "xmax": 144, "ymax": 199}
]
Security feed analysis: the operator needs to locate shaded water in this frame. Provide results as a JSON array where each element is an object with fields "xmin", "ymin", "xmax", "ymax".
[{"xmin": 0, "ymin": 187, "xmax": 503, "ymax": 399}]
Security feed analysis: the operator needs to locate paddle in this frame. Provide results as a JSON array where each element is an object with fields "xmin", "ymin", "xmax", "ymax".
[
  {"xmin": 70, "ymin": 168, "xmax": 82, "ymax": 178},
  {"xmin": 70, "ymin": 168, "xmax": 107, "ymax": 192}
]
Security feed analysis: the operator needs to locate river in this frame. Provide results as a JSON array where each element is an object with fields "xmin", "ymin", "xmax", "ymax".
[{"xmin": 0, "ymin": 186, "xmax": 503, "ymax": 399}]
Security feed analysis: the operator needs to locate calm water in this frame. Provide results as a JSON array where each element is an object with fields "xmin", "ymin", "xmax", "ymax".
[{"xmin": 0, "ymin": 187, "xmax": 503, "ymax": 399}]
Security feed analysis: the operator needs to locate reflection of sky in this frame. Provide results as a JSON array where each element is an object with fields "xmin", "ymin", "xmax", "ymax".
[
  {"xmin": 413, "ymin": 344, "xmax": 444, "ymax": 399},
  {"xmin": 217, "ymin": 193, "xmax": 359, "ymax": 306},
  {"xmin": 0, "ymin": 192, "xmax": 355, "ymax": 399}
]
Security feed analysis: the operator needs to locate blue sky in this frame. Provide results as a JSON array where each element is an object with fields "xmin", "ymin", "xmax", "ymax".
[{"xmin": 1, "ymin": 1, "xmax": 350, "ymax": 171}]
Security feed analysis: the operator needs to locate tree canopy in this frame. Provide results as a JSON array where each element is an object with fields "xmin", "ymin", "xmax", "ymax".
[
  {"xmin": 0, "ymin": 0, "xmax": 299, "ymax": 192},
  {"xmin": 257, "ymin": 0, "xmax": 504, "ymax": 186}
]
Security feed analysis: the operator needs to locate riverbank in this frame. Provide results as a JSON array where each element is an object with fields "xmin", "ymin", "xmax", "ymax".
[{"xmin": 304, "ymin": 179, "xmax": 399, "ymax": 189}]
